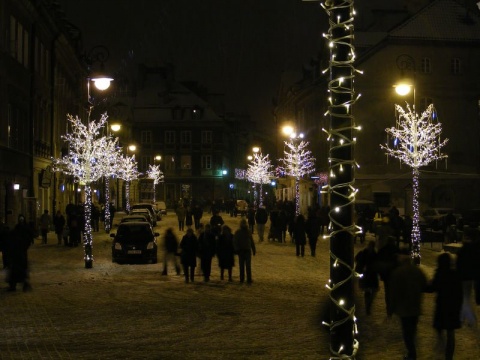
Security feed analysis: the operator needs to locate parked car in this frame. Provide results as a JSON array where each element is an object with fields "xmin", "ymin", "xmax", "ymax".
[
  {"xmin": 421, "ymin": 208, "xmax": 458, "ymax": 230},
  {"xmin": 120, "ymin": 214, "xmax": 149, "ymax": 224},
  {"xmin": 461, "ymin": 208, "xmax": 480, "ymax": 228},
  {"xmin": 111, "ymin": 211, "xmax": 128, "ymax": 228},
  {"xmin": 110, "ymin": 222, "xmax": 158, "ymax": 264},
  {"xmin": 234, "ymin": 200, "xmax": 248, "ymax": 217},
  {"xmin": 131, "ymin": 203, "xmax": 158, "ymax": 224},
  {"xmin": 130, "ymin": 209, "xmax": 155, "ymax": 227},
  {"xmin": 154, "ymin": 201, "xmax": 167, "ymax": 216}
]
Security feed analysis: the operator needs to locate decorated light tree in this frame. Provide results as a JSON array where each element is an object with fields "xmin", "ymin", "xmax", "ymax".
[
  {"xmin": 246, "ymin": 152, "xmax": 274, "ymax": 207},
  {"xmin": 53, "ymin": 113, "xmax": 117, "ymax": 268},
  {"xmin": 278, "ymin": 139, "xmax": 316, "ymax": 215},
  {"xmin": 381, "ymin": 103, "xmax": 448, "ymax": 263},
  {"xmin": 146, "ymin": 164, "xmax": 164, "ymax": 203},
  {"xmin": 100, "ymin": 138, "xmax": 122, "ymax": 233},
  {"xmin": 118, "ymin": 154, "xmax": 140, "ymax": 212}
]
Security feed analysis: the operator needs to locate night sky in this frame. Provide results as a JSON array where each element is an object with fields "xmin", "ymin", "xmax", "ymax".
[{"xmin": 57, "ymin": 0, "xmax": 326, "ymax": 131}]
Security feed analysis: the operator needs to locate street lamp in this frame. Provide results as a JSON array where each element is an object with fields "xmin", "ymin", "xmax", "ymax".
[{"xmin": 394, "ymin": 54, "xmax": 416, "ymax": 108}]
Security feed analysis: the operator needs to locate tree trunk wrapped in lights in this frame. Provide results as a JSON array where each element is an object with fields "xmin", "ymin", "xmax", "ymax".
[
  {"xmin": 147, "ymin": 164, "xmax": 164, "ymax": 203},
  {"xmin": 278, "ymin": 139, "xmax": 316, "ymax": 216},
  {"xmin": 321, "ymin": 0, "xmax": 362, "ymax": 357},
  {"xmin": 53, "ymin": 113, "xmax": 120, "ymax": 268},
  {"xmin": 118, "ymin": 155, "xmax": 140, "ymax": 213},
  {"xmin": 381, "ymin": 103, "xmax": 448, "ymax": 264},
  {"xmin": 101, "ymin": 146, "xmax": 122, "ymax": 233},
  {"xmin": 246, "ymin": 152, "xmax": 274, "ymax": 207}
]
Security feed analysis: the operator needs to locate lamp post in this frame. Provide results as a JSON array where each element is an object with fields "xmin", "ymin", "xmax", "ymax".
[
  {"xmin": 110, "ymin": 123, "xmax": 122, "ymax": 210},
  {"xmin": 394, "ymin": 54, "xmax": 416, "ymax": 110},
  {"xmin": 154, "ymin": 155, "xmax": 162, "ymax": 203}
]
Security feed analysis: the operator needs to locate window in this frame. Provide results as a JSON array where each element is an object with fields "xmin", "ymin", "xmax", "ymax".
[
  {"xmin": 180, "ymin": 131, "xmax": 192, "ymax": 144},
  {"xmin": 191, "ymin": 106, "xmax": 203, "ymax": 120},
  {"xmin": 165, "ymin": 131, "xmax": 175, "ymax": 144},
  {"xmin": 10, "ymin": 16, "xmax": 29, "ymax": 67},
  {"xmin": 201, "ymin": 131, "xmax": 212, "ymax": 144},
  {"xmin": 140, "ymin": 156, "xmax": 151, "ymax": 172},
  {"xmin": 181, "ymin": 155, "xmax": 191, "ymax": 169},
  {"xmin": 451, "ymin": 58, "xmax": 462, "ymax": 75},
  {"xmin": 201, "ymin": 155, "xmax": 212, "ymax": 169},
  {"xmin": 141, "ymin": 130, "xmax": 152, "ymax": 144},
  {"xmin": 172, "ymin": 107, "xmax": 183, "ymax": 120},
  {"xmin": 421, "ymin": 57, "xmax": 431, "ymax": 74},
  {"xmin": 164, "ymin": 155, "xmax": 175, "ymax": 171}
]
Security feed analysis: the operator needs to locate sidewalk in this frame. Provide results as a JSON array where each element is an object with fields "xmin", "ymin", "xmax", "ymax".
[{"xmin": 1, "ymin": 214, "xmax": 479, "ymax": 359}]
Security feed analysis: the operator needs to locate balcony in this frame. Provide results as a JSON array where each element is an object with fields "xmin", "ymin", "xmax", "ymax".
[{"xmin": 34, "ymin": 140, "xmax": 51, "ymax": 158}]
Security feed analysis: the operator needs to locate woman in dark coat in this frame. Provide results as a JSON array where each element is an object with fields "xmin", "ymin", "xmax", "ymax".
[
  {"xmin": 216, "ymin": 225, "xmax": 235, "ymax": 281},
  {"xmin": 179, "ymin": 228, "xmax": 198, "ymax": 283},
  {"xmin": 293, "ymin": 214, "xmax": 307, "ymax": 257},
  {"xmin": 53, "ymin": 210, "xmax": 66, "ymax": 245},
  {"xmin": 185, "ymin": 207, "xmax": 194, "ymax": 229},
  {"xmin": 428, "ymin": 253, "xmax": 463, "ymax": 360},
  {"xmin": 6, "ymin": 214, "xmax": 34, "ymax": 291},
  {"xmin": 305, "ymin": 209, "xmax": 321, "ymax": 256}
]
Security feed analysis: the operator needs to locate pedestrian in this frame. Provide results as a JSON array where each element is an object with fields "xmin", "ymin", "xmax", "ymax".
[
  {"xmin": 375, "ymin": 236, "xmax": 398, "ymax": 319},
  {"xmin": 255, "ymin": 205, "xmax": 268, "ymax": 242},
  {"xmin": 217, "ymin": 225, "xmax": 235, "ymax": 281},
  {"xmin": 193, "ymin": 204, "xmax": 203, "ymax": 230},
  {"xmin": 305, "ymin": 209, "xmax": 320, "ymax": 256},
  {"xmin": 233, "ymin": 219, "xmax": 256, "ymax": 284},
  {"xmin": 197, "ymin": 223, "xmax": 216, "ymax": 282},
  {"xmin": 109, "ymin": 203, "xmax": 116, "ymax": 231},
  {"xmin": 455, "ymin": 227, "xmax": 480, "ymax": 327},
  {"xmin": 68, "ymin": 213, "xmax": 82, "ymax": 247},
  {"xmin": 185, "ymin": 206, "xmax": 194, "ymax": 229},
  {"xmin": 53, "ymin": 210, "xmax": 66, "ymax": 245},
  {"xmin": 91, "ymin": 204, "xmax": 100, "ymax": 232},
  {"xmin": 354, "ymin": 240, "xmax": 379, "ymax": 315},
  {"xmin": 268, "ymin": 208, "xmax": 280, "ymax": 241},
  {"xmin": 427, "ymin": 253, "xmax": 462, "ymax": 360},
  {"xmin": 0, "ymin": 217, "xmax": 10, "ymax": 269},
  {"xmin": 179, "ymin": 228, "xmax": 198, "ymax": 283},
  {"xmin": 161, "ymin": 228, "xmax": 180, "ymax": 276},
  {"xmin": 389, "ymin": 250, "xmax": 427, "ymax": 360},
  {"xmin": 247, "ymin": 206, "xmax": 255, "ymax": 234},
  {"xmin": 293, "ymin": 214, "xmax": 307, "ymax": 257},
  {"xmin": 40, "ymin": 209, "xmax": 51, "ymax": 244},
  {"xmin": 210, "ymin": 210, "xmax": 224, "ymax": 235},
  {"xmin": 6, "ymin": 214, "xmax": 34, "ymax": 292},
  {"xmin": 175, "ymin": 204, "xmax": 186, "ymax": 231}
]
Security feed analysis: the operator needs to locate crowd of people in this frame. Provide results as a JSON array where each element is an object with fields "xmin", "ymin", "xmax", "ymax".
[{"xmin": 354, "ymin": 224, "xmax": 480, "ymax": 360}]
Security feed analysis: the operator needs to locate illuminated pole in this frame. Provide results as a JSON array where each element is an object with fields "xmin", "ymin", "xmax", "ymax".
[{"xmin": 321, "ymin": 0, "xmax": 361, "ymax": 357}]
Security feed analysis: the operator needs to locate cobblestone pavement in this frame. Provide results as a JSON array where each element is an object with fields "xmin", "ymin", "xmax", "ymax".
[{"xmin": 1, "ymin": 212, "xmax": 480, "ymax": 359}]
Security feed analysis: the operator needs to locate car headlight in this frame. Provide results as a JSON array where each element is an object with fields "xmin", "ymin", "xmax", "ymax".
[
  {"xmin": 146, "ymin": 241, "xmax": 155, "ymax": 250},
  {"xmin": 114, "ymin": 242, "xmax": 122, "ymax": 250}
]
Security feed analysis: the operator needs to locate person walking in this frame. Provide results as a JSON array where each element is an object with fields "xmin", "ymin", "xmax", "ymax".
[
  {"xmin": 216, "ymin": 225, "xmax": 235, "ymax": 282},
  {"xmin": 185, "ymin": 206, "xmax": 194, "ymax": 229},
  {"xmin": 255, "ymin": 205, "xmax": 268, "ymax": 242},
  {"xmin": 305, "ymin": 208, "xmax": 321, "ymax": 256},
  {"xmin": 39, "ymin": 209, "xmax": 51, "ymax": 244},
  {"xmin": 193, "ymin": 204, "xmax": 203, "ymax": 230},
  {"xmin": 162, "ymin": 228, "xmax": 180, "ymax": 276},
  {"xmin": 197, "ymin": 224, "xmax": 216, "ymax": 282},
  {"xmin": 389, "ymin": 251, "xmax": 428, "ymax": 360},
  {"xmin": 375, "ymin": 236, "xmax": 399, "ymax": 319},
  {"xmin": 354, "ymin": 240, "xmax": 379, "ymax": 315},
  {"xmin": 427, "ymin": 253, "xmax": 463, "ymax": 360},
  {"xmin": 0, "ymin": 217, "xmax": 10, "ymax": 269},
  {"xmin": 455, "ymin": 228, "xmax": 480, "ymax": 327},
  {"xmin": 247, "ymin": 206, "xmax": 255, "ymax": 234},
  {"xmin": 293, "ymin": 214, "xmax": 307, "ymax": 257},
  {"xmin": 53, "ymin": 210, "xmax": 66, "ymax": 245},
  {"xmin": 233, "ymin": 219, "xmax": 256, "ymax": 284},
  {"xmin": 179, "ymin": 228, "xmax": 198, "ymax": 283},
  {"xmin": 6, "ymin": 214, "xmax": 34, "ymax": 291},
  {"xmin": 175, "ymin": 204, "xmax": 186, "ymax": 231}
]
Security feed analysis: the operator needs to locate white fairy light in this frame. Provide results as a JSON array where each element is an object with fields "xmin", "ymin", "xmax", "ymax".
[
  {"xmin": 146, "ymin": 164, "xmax": 164, "ymax": 203},
  {"xmin": 278, "ymin": 140, "xmax": 316, "ymax": 215},
  {"xmin": 246, "ymin": 152, "xmax": 274, "ymax": 207}
]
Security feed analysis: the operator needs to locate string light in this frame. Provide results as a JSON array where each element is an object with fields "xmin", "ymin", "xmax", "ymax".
[
  {"xmin": 319, "ymin": 0, "xmax": 360, "ymax": 358},
  {"xmin": 381, "ymin": 102, "xmax": 448, "ymax": 263},
  {"xmin": 117, "ymin": 155, "xmax": 140, "ymax": 213},
  {"xmin": 278, "ymin": 139, "xmax": 316, "ymax": 215}
]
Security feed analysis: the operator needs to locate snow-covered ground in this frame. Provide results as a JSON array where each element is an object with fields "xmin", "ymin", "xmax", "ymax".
[{"xmin": 1, "ymin": 212, "xmax": 480, "ymax": 359}]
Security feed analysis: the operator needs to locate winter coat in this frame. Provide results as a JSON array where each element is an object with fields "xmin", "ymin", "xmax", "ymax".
[
  {"xmin": 293, "ymin": 216, "xmax": 307, "ymax": 245},
  {"xmin": 355, "ymin": 247, "xmax": 379, "ymax": 290},
  {"xmin": 428, "ymin": 267, "xmax": 463, "ymax": 330},
  {"xmin": 6, "ymin": 221, "xmax": 33, "ymax": 283},
  {"xmin": 255, "ymin": 208, "xmax": 268, "ymax": 225},
  {"xmin": 217, "ymin": 232, "xmax": 235, "ymax": 269},
  {"xmin": 389, "ymin": 260, "xmax": 427, "ymax": 318},
  {"xmin": 456, "ymin": 240, "xmax": 480, "ymax": 281},
  {"xmin": 233, "ymin": 227, "xmax": 256, "ymax": 255},
  {"xmin": 53, "ymin": 214, "xmax": 66, "ymax": 235},
  {"xmin": 179, "ymin": 232, "xmax": 198, "ymax": 267},
  {"xmin": 164, "ymin": 230, "xmax": 179, "ymax": 254},
  {"xmin": 198, "ymin": 230, "xmax": 216, "ymax": 258}
]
